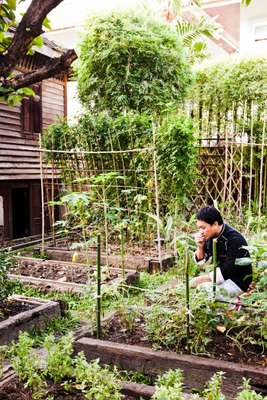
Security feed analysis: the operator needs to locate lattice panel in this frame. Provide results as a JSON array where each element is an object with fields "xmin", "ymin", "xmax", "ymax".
[{"xmin": 192, "ymin": 144, "xmax": 243, "ymax": 214}]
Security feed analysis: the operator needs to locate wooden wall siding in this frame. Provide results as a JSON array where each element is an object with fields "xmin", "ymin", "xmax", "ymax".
[
  {"xmin": 42, "ymin": 79, "xmax": 65, "ymax": 129},
  {"xmin": 0, "ymin": 78, "xmax": 66, "ymax": 180}
]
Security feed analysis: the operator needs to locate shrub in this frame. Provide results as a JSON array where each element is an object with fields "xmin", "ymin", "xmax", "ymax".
[{"xmin": 77, "ymin": 13, "xmax": 192, "ymax": 115}]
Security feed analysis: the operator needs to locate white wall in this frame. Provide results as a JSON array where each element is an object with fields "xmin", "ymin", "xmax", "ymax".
[{"xmin": 240, "ymin": 0, "xmax": 267, "ymax": 56}]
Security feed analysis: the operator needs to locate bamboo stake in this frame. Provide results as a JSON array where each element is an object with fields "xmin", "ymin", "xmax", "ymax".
[
  {"xmin": 43, "ymin": 164, "xmax": 52, "ymax": 230},
  {"xmin": 239, "ymin": 101, "xmax": 247, "ymax": 216},
  {"xmin": 120, "ymin": 226, "xmax": 125, "ymax": 280},
  {"xmin": 152, "ymin": 122, "xmax": 162, "ymax": 272},
  {"xmin": 222, "ymin": 125, "xmax": 229, "ymax": 208},
  {"xmin": 263, "ymin": 156, "xmax": 267, "ymax": 209},
  {"xmin": 249, "ymin": 101, "xmax": 254, "ymax": 213},
  {"xmin": 212, "ymin": 238, "xmax": 217, "ymax": 298},
  {"xmin": 96, "ymin": 234, "xmax": 101, "ymax": 339},
  {"xmin": 51, "ymin": 140, "xmax": 55, "ymax": 246},
  {"xmin": 228, "ymin": 106, "xmax": 235, "ymax": 213},
  {"xmin": 258, "ymin": 114, "xmax": 266, "ymax": 223},
  {"xmin": 39, "ymin": 134, "xmax": 45, "ymax": 256}
]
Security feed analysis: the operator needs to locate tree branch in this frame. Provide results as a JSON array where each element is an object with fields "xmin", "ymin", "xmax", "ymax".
[
  {"xmin": 2, "ymin": 49, "xmax": 77, "ymax": 90},
  {"xmin": 0, "ymin": 0, "xmax": 64, "ymax": 77}
]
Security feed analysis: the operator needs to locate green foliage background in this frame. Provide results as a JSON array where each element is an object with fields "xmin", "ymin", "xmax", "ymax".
[
  {"xmin": 189, "ymin": 58, "xmax": 267, "ymax": 140},
  {"xmin": 187, "ymin": 57, "xmax": 267, "ymax": 211},
  {"xmin": 77, "ymin": 13, "xmax": 193, "ymax": 115},
  {"xmin": 43, "ymin": 12, "xmax": 197, "ymax": 239}
]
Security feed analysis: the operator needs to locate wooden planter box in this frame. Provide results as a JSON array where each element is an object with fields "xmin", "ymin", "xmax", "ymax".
[
  {"xmin": 0, "ymin": 295, "xmax": 63, "ymax": 345},
  {"xmin": 74, "ymin": 337, "xmax": 267, "ymax": 399},
  {"xmin": 35, "ymin": 247, "xmax": 175, "ymax": 272},
  {"xmin": 9, "ymin": 256, "xmax": 139, "ymax": 293}
]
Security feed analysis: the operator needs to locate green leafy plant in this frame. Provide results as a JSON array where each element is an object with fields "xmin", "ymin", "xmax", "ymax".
[
  {"xmin": 202, "ymin": 372, "xmax": 225, "ymax": 400},
  {"xmin": 144, "ymin": 287, "xmax": 225, "ymax": 354},
  {"xmin": 44, "ymin": 333, "xmax": 73, "ymax": 382},
  {"xmin": 236, "ymin": 378, "xmax": 266, "ymax": 400},
  {"xmin": 0, "ymin": 250, "xmax": 15, "ymax": 303},
  {"xmin": 10, "ymin": 332, "xmax": 123, "ymax": 400},
  {"xmin": 74, "ymin": 354, "xmax": 122, "ymax": 399},
  {"xmin": 116, "ymin": 306, "xmax": 141, "ymax": 333},
  {"xmin": 152, "ymin": 369, "xmax": 184, "ymax": 400},
  {"xmin": 10, "ymin": 333, "xmax": 45, "ymax": 400}
]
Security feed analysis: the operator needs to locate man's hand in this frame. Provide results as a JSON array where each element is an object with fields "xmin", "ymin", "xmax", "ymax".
[
  {"xmin": 194, "ymin": 231, "xmax": 205, "ymax": 261},
  {"xmin": 194, "ymin": 232, "xmax": 205, "ymax": 248}
]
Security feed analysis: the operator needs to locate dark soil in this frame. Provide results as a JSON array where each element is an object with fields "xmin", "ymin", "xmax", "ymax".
[
  {"xmin": 0, "ymin": 378, "xmax": 137, "ymax": 399},
  {"xmin": 96, "ymin": 312, "xmax": 267, "ymax": 367},
  {"xmin": 47, "ymin": 238, "xmax": 162, "ymax": 257},
  {"xmin": 0, "ymin": 300, "xmax": 35, "ymax": 323},
  {"xmin": 11, "ymin": 260, "xmax": 119, "ymax": 284}
]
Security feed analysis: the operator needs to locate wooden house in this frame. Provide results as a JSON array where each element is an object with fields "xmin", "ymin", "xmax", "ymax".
[{"xmin": 0, "ymin": 38, "xmax": 67, "ymax": 242}]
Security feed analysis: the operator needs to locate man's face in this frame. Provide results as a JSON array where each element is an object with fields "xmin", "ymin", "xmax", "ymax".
[{"xmin": 196, "ymin": 220, "xmax": 219, "ymax": 240}]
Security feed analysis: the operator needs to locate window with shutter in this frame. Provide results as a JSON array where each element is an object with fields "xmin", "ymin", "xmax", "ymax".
[{"xmin": 22, "ymin": 83, "xmax": 42, "ymax": 134}]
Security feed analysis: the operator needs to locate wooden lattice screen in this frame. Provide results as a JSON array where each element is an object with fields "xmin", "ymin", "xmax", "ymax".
[
  {"xmin": 194, "ymin": 137, "xmax": 267, "ymax": 216},
  {"xmin": 194, "ymin": 142, "xmax": 243, "ymax": 214}
]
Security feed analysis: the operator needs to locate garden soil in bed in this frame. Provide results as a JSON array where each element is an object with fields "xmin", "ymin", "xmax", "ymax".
[
  {"xmin": 0, "ymin": 300, "xmax": 35, "ymax": 323},
  {"xmin": 31, "ymin": 242, "xmax": 175, "ymax": 272},
  {"xmin": 11, "ymin": 260, "xmax": 119, "ymax": 284},
  {"xmin": 45, "ymin": 239, "xmax": 161, "ymax": 257},
  {"xmin": 93, "ymin": 312, "xmax": 267, "ymax": 367}
]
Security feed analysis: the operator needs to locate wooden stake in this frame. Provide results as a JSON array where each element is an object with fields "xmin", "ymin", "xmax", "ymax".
[
  {"xmin": 152, "ymin": 122, "xmax": 162, "ymax": 272},
  {"xmin": 258, "ymin": 113, "xmax": 266, "ymax": 223},
  {"xmin": 39, "ymin": 134, "xmax": 45, "ymax": 256}
]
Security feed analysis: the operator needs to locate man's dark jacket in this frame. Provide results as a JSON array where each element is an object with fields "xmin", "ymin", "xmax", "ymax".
[{"xmin": 204, "ymin": 224, "xmax": 252, "ymax": 291}]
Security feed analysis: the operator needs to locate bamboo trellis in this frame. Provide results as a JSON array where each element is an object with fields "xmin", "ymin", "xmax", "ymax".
[
  {"xmin": 39, "ymin": 137, "xmax": 165, "ymax": 271},
  {"xmin": 193, "ymin": 104, "xmax": 267, "ymax": 217}
]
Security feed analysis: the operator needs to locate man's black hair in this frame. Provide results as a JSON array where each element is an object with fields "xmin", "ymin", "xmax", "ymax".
[{"xmin": 196, "ymin": 206, "xmax": 223, "ymax": 226}]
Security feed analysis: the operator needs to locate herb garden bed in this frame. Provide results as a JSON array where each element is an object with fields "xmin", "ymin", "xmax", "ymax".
[
  {"xmin": 8, "ymin": 256, "xmax": 139, "ymax": 293},
  {"xmin": 90, "ymin": 311, "xmax": 266, "ymax": 366},
  {"xmin": 0, "ymin": 295, "xmax": 63, "ymax": 345},
  {"xmin": 32, "ymin": 245, "xmax": 175, "ymax": 272},
  {"xmin": 74, "ymin": 337, "xmax": 267, "ymax": 399}
]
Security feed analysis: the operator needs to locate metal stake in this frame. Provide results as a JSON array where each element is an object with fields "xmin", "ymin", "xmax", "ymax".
[
  {"xmin": 96, "ymin": 234, "xmax": 101, "ymax": 339},
  {"xmin": 212, "ymin": 238, "xmax": 217, "ymax": 298},
  {"xmin": 185, "ymin": 245, "xmax": 190, "ymax": 352}
]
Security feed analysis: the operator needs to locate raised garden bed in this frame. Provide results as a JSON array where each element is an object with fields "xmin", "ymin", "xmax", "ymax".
[
  {"xmin": 8, "ymin": 256, "xmax": 139, "ymax": 293},
  {"xmin": 85, "ymin": 310, "xmax": 266, "ymax": 367},
  {"xmin": 74, "ymin": 337, "xmax": 267, "ymax": 399},
  {"xmin": 0, "ymin": 295, "xmax": 63, "ymax": 345},
  {"xmin": 32, "ymin": 246, "xmax": 175, "ymax": 272}
]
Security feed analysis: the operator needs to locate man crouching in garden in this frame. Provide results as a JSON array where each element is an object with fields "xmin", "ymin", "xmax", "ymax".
[{"xmin": 191, "ymin": 206, "xmax": 252, "ymax": 300}]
